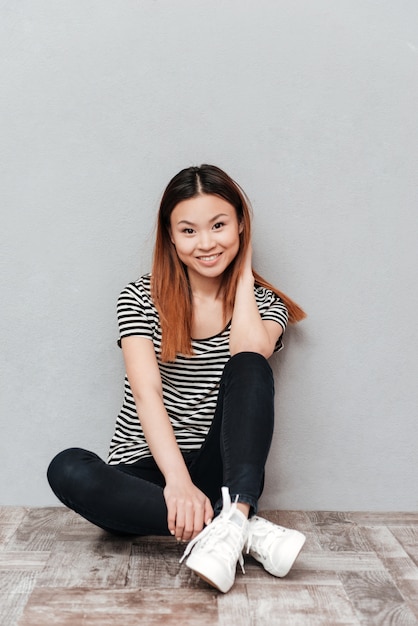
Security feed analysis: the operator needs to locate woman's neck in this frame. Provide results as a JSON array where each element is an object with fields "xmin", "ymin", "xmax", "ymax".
[
  {"xmin": 188, "ymin": 273, "xmax": 223, "ymax": 301},
  {"xmin": 188, "ymin": 274, "xmax": 228, "ymax": 339}
]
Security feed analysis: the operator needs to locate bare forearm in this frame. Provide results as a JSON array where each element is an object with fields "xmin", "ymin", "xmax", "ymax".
[
  {"xmin": 122, "ymin": 336, "xmax": 212, "ymax": 540},
  {"xmin": 229, "ymin": 273, "xmax": 269, "ymax": 355},
  {"xmin": 229, "ymin": 270, "xmax": 283, "ymax": 358},
  {"xmin": 134, "ymin": 391, "xmax": 190, "ymax": 483}
]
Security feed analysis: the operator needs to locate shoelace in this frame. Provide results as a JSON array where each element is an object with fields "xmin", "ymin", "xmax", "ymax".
[
  {"xmin": 246, "ymin": 518, "xmax": 286, "ymax": 558},
  {"xmin": 180, "ymin": 502, "xmax": 246, "ymax": 573}
]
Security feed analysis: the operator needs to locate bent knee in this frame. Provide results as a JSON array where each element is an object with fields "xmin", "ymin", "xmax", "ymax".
[
  {"xmin": 225, "ymin": 351, "xmax": 272, "ymax": 378},
  {"xmin": 47, "ymin": 447, "xmax": 97, "ymax": 494}
]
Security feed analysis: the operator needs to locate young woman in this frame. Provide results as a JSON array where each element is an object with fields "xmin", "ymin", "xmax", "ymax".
[{"xmin": 47, "ymin": 164, "xmax": 306, "ymax": 593}]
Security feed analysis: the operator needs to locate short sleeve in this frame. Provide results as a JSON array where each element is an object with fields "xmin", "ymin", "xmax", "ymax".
[
  {"xmin": 116, "ymin": 280, "xmax": 156, "ymax": 347},
  {"xmin": 255, "ymin": 286, "xmax": 289, "ymax": 353}
]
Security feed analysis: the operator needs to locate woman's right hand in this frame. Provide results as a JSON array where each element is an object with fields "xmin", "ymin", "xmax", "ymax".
[{"xmin": 164, "ymin": 479, "xmax": 214, "ymax": 542}]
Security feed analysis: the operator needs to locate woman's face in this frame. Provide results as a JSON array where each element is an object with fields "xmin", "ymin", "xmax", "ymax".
[{"xmin": 169, "ymin": 194, "xmax": 243, "ymax": 285}]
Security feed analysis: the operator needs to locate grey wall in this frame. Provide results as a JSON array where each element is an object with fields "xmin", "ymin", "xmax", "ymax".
[{"xmin": 1, "ymin": 0, "xmax": 417, "ymax": 511}]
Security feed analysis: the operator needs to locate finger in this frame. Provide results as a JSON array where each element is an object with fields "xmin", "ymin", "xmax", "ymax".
[
  {"xmin": 204, "ymin": 499, "xmax": 214, "ymax": 526},
  {"xmin": 190, "ymin": 506, "xmax": 205, "ymax": 540},
  {"xmin": 182, "ymin": 503, "xmax": 196, "ymax": 542},
  {"xmin": 167, "ymin": 501, "xmax": 176, "ymax": 536},
  {"xmin": 175, "ymin": 508, "xmax": 185, "ymax": 541}
]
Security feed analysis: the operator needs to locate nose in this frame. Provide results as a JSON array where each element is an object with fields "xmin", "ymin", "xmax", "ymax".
[{"xmin": 198, "ymin": 230, "xmax": 216, "ymax": 251}]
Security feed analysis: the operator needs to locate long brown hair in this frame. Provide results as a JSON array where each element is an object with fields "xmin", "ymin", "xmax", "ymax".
[{"xmin": 151, "ymin": 164, "xmax": 306, "ymax": 361}]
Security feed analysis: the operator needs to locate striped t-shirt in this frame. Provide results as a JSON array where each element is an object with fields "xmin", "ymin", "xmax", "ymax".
[{"xmin": 108, "ymin": 273, "xmax": 288, "ymax": 465}]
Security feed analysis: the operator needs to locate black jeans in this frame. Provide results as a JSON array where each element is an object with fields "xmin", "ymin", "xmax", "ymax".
[{"xmin": 47, "ymin": 352, "xmax": 275, "ymax": 536}]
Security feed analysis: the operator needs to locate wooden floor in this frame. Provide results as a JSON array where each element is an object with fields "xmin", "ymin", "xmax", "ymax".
[{"xmin": 0, "ymin": 507, "xmax": 417, "ymax": 626}]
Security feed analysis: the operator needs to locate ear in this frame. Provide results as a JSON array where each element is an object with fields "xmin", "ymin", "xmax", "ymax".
[{"xmin": 238, "ymin": 221, "xmax": 244, "ymax": 234}]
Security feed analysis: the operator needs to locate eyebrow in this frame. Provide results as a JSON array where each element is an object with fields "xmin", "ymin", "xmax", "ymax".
[{"xmin": 176, "ymin": 213, "xmax": 229, "ymax": 227}]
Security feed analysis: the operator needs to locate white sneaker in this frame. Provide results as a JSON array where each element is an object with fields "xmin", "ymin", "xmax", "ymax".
[
  {"xmin": 246, "ymin": 516, "xmax": 306, "ymax": 577},
  {"xmin": 180, "ymin": 487, "xmax": 248, "ymax": 593}
]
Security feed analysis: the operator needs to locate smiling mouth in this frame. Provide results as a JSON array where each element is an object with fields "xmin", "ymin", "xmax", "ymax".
[{"xmin": 197, "ymin": 253, "xmax": 222, "ymax": 261}]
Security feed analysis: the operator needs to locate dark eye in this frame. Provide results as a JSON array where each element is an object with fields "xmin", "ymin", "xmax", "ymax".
[
  {"xmin": 213, "ymin": 222, "xmax": 224, "ymax": 230},
  {"xmin": 183, "ymin": 228, "xmax": 195, "ymax": 234}
]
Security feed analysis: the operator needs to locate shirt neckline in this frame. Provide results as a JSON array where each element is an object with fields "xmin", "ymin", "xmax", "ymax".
[{"xmin": 191, "ymin": 319, "xmax": 231, "ymax": 342}]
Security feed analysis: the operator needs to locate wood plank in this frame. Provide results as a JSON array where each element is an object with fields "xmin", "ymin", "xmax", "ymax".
[
  {"xmin": 0, "ymin": 572, "xmax": 37, "ymax": 626},
  {"xmin": 339, "ymin": 570, "xmax": 418, "ymax": 625},
  {"xmin": 363, "ymin": 527, "xmax": 418, "ymax": 581},
  {"xmin": 313, "ymin": 523, "xmax": 373, "ymax": 553},
  {"xmin": 0, "ymin": 551, "xmax": 50, "ymax": 571},
  {"xmin": 246, "ymin": 582, "xmax": 359, "ymax": 625},
  {"xmin": 127, "ymin": 538, "xmax": 199, "ymax": 589},
  {"xmin": 36, "ymin": 539, "xmax": 131, "ymax": 588},
  {"xmin": 18, "ymin": 587, "xmax": 218, "ymax": 626},
  {"xmin": 0, "ymin": 523, "xmax": 23, "ymax": 551},
  {"xmin": 362, "ymin": 526, "xmax": 409, "ymax": 558},
  {"xmin": 308, "ymin": 511, "xmax": 418, "ymax": 526},
  {"xmin": 5, "ymin": 507, "xmax": 73, "ymax": 551},
  {"xmin": 350, "ymin": 527, "xmax": 418, "ymax": 621},
  {"xmin": 0, "ymin": 508, "xmax": 29, "ymax": 551},
  {"xmin": 308, "ymin": 511, "xmax": 379, "ymax": 553},
  {"xmin": 293, "ymin": 551, "xmax": 384, "ymax": 572},
  {"xmin": 393, "ymin": 579, "xmax": 418, "ymax": 621},
  {"xmin": 347, "ymin": 512, "xmax": 418, "ymax": 526},
  {"xmin": 308, "ymin": 511, "xmax": 354, "ymax": 525},
  {"xmin": 390, "ymin": 527, "xmax": 418, "ymax": 565},
  {"xmin": 0, "ymin": 507, "xmax": 28, "ymax": 524},
  {"xmin": 0, "ymin": 570, "xmax": 38, "ymax": 595},
  {"xmin": 217, "ymin": 588, "xmax": 250, "ymax": 625}
]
